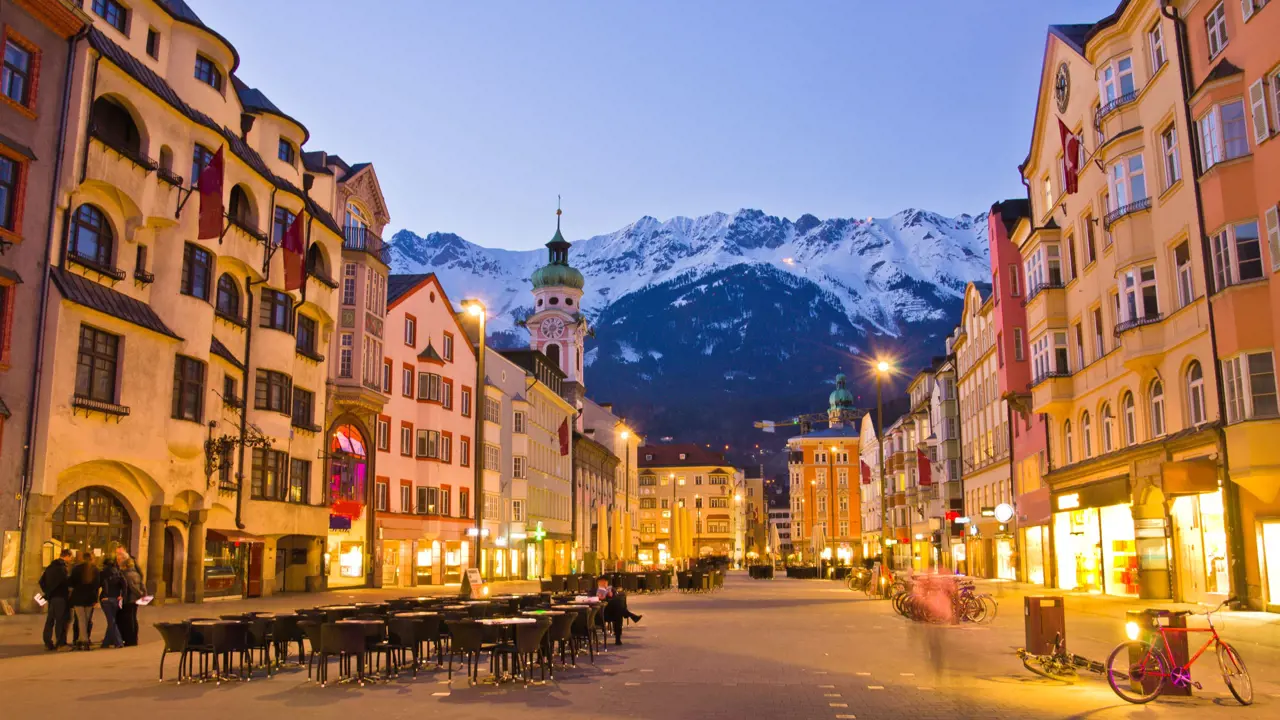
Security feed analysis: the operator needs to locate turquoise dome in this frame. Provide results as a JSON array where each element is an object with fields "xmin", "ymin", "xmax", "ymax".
[
  {"xmin": 828, "ymin": 373, "xmax": 855, "ymax": 409},
  {"xmin": 531, "ymin": 226, "xmax": 585, "ymax": 290}
]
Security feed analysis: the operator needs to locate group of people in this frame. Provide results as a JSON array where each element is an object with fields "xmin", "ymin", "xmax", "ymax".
[{"xmin": 39, "ymin": 546, "xmax": 145, "ymax": 651}]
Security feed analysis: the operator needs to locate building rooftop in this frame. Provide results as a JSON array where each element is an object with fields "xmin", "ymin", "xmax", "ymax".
[
  {"xmin": 638, "ymin": 443, "xmax": 731, "ymax": 468},
  {"xmin": 51, "ymin": 268, "xmax": 180, "ymax": 340}
]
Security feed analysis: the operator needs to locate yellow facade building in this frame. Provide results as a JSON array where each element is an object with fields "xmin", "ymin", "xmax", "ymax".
[{"xmin": 637, "ymin": 444, "xmax": 741, "ymax": 563}]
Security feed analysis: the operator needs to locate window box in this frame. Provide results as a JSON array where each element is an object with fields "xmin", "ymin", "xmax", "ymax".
[
  {"xmin": 295, "ymin": 346, "xmax": 325, "ymax": 363},
  {"xmin": 71, "ymin": 394, "xmax": 130, "ymax": 418}
]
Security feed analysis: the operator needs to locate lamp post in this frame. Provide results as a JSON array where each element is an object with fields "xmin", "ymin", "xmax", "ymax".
[
  {"xmin": 828, "ymin": 444, "xmax": 838, "ymax": 567},
  {"xmin": 621, "ymin": 428, "xmax": 630, "ymax": 566},
  {"xmin": 669, "ymin": 472, "xmax": 676, "ymax": 567},
  {"xmin": 876, "ymin": 360, "xmax": 893, "ymax": 580},
  {"xmin": 464, "ymin": 300, "xmax": 487, "ymax": 574}
]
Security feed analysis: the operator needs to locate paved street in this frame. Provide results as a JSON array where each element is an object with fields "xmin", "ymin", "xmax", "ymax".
[{"xmin": 2, "ymin": 573, "xmax": 1278, "ymax": 719}]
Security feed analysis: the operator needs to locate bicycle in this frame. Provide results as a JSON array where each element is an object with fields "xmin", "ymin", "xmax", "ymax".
[
  {"xmin": 1104, "ymin": 597, "xmax": 1252, "ymax": 705},
  {"xmin": 1016, "ymin": 632, "xmax": 1106, "ymax": 683}
]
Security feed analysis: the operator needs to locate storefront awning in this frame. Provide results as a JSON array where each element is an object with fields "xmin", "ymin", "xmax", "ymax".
[
  {"xmin": 1162, "ymin": 459, "xmax": 1219, "ymax": 496},
  {"xmin": 207, "ymin": 529, "xmax": 264, "ymax": 544}
]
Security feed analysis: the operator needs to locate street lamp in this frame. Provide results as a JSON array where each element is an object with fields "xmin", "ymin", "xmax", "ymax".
[
  {"xmin": 463, "ymin": 299, "xmax": 487, "ymax": 575},
  {"xmin": 874, "ymin": 357, "xmax": 895, "ymax": 581},
  {"xmin": 620, "ymin": 427, "xmax": 631, "ymax": 561}
]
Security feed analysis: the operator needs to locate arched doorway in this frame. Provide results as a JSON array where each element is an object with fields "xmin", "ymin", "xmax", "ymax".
[
  {"xmin": 327, "ymin": 423, "xmax": 369, "ymax": 587},
  {"xmin": 49, "ymin": 487, "xmax": 133, "ymax": 561},
  {"xmin": 162, "ymin": 527, "xmax": 183, "ymax": 599}
]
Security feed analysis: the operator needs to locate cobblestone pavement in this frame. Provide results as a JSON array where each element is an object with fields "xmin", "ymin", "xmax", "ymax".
[{"xmin": 2, "ymin": 573, "xmax": 1277, "ymax": 719}]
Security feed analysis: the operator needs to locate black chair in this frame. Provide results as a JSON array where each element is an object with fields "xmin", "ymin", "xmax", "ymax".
[
  {"xmin": 209, "ymin": 622, "xmax": 252, "ymax": 684},
  {"xmin": 381, "ymin": 617, "xmax": 418, "ymax": 678},
  {"xmin": 544, "ymin": 612, "xmax": 575, "ymax": 670},
  {"xmin": 416, "ymin": 615, "xmax": 445, "ymax": 667},
  {"xmin": 317, "ymin": 623, "xmax": 371, "ymax": 687},
  {"xmin": 184, "ymin": 623, "xmax": 217, "ymax": 682},
  {"xmin": 245, "ymin": 617, "xmax": 273, "ymax": 676},
  {"xmin": 444, "ymin": 620, "xmax": 492, "ymax": 684},
  {"xmin": 272, "ymin": 615, "xmax": 304, "ymax": 666},
  {"xmin": 299, "ymin": 620, "xmax": 323, "ymax": 680},
  {"xmin": 569, "ymin": 607, "xmax": 596, "ymax": 663},
  {"xmin": 155, "ymin": 622, "xmax": 192, "ymax": 683},
  {"xmin": 511, "ymin": 619, "xmax": 551, "ymax": 683}
]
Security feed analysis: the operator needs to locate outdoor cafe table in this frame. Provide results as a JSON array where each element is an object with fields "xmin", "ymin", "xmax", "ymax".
[{"xmin": 477, "ymin": 617, "xmax": 537, "ymax": 683}]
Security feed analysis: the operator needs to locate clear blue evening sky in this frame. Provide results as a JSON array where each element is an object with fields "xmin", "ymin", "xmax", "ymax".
[{"xmin": 198, "ymin": 0, "xmax": 1119, "ymax": 250}]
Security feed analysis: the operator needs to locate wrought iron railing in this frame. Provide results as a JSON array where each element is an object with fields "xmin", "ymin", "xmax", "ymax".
[
  {"xmin": 1103, "ymin": 197, "xmax": 1151, "ymax": 228},
  {"xmin": 343, "ymin": 226, "xmax": 390, "ymax": 262},
  {"xmin": 68, "ymin": 251, "xmax": 126, "ymax": 281},
  {"xmin": 1025, "ymin": 279, "xmax": 1065, "ymax": 304},
  {"xmin": 1114, "ymin": 313, "xmax": 1164, "ymax": 336},
  {"xmin": 1095, "ymin": 89, "xmax": 1140, "ymax": 125},
  {"xmin": 89, "ymin": 122, "xmax": 157, "ymax": 172}
]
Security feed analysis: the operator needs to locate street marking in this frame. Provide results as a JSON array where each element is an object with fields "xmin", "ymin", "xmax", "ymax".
[
  {"xmin": 829, "ymin": 703, "xmax": 848, "ymax": 708},
  {"xmin": 431, "ymin": 692, "xmax": 450, "ymax": 697},
  {"xmin": 867, "ymin": 685, "xmax": 884, "ymax": 690},
  {"xmin": 835, "ymin": 715, "xmax": 857, "ymax": 719},
  {"xmin": 824, "ymin": 693, "xmax": 841, "ymax": 697},
  {"xmin": 625, "ymin": 682, "xmax": 641, "ymax": 686},
  {"xmin": 900, "ymin": 672, "xmax": 915, "ymax": 677},
  {"xmin": 640, "ymin": 669, "xmax": 654, "ymax": 673},
  {"xmin": 819, "ymin": 684, "xmax": 835, "ymax": 688},
  {"xmin": 813, "ymin": 671, "xmax": 828, "ymax": 675},
  {"xmin": 855, "ymin": 672, "xmax": 871, "ymax": 676}
]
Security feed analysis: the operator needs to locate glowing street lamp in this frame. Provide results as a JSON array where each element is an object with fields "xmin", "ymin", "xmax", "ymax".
[
  {"xmin": 873, "ymin": 356, "xmax": 895, "ymax": 581},
  {"xmin": 462, "ymin": 299, "xmax": 487, "ymax": 572}
]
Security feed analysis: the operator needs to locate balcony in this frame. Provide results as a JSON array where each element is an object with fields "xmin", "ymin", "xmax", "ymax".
[
  {"xmin": 343, "ymin": 226, "xmax": 390, "ymax": 263},
  {"xmin": 1114, "ymin": 313, "xmax": 1163, "ymax": 336},
  {"xmin": 1114, "ymin": 314, "xmax": 1167, "ymax": 374},
  {"xmin": 133, "ymin": 268, "xmax": 155, "ymax": 285},
  {"xmin": 1030, "ymin": 372, "xmax": 1073, "ymax": 414},
  {"xmin": 1024, "ymin": 280, "xmax": 1067, "ymax": 332},
  {"xmin": 1024, "ymin": 279, "xmax": 1064, "ymax": 305},
  {"xmin": 89, "ymin": 122, "xmax": 157, "ymax": 172},
  {"xmin": 1104, "ymin": 197, "xmax": 1151, "ymax": 230},
  {"xmin": 72, "ymin": 394, "xmax": 130, "ymax": 419},
  {"xmin": 226, "ymin": 214, "xmax": 269, "ymax": 244},
  {"xmin": 295, "ymin": 345, "xmax": 325, "ymax": 364},
  {"xmin": 68, "ymin": 251, "xmax": 126, "ymax": 282},
  {"xmin": 1095, "ymin": 90, "xmax": 1139, "ymax": 125}
]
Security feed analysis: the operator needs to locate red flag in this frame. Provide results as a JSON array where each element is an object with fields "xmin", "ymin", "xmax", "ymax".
[
  {"xmin": 1057, "ymin": 119, "xmax": 1081, "ymax": 195},
  {"xmin": 197, "ymin": 146, "xmax": 225, "ymax": 239},
  {"xmin": 917, "ymin": 448, "xmax": 932, "ymax": 487},
  {"xmin": 558, "ymin": 418, "xmax": 570, "ymax": 456},
  {"xmin": 281, "ymin": 211, "xmax": 305, "ymax": 291},
  {"xmin": 860, "ymin": 460, "xmax": 872, "ymax": 485}
]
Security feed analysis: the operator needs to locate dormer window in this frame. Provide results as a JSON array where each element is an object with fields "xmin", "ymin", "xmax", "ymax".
[
  {"xmin": 92, "ymin": 0, "xmax": 129, "ymax": 35},
  {"xmin": 278, "ymin": 138, "xmax": 295, "ymax": 165},
  {"xmin": 194, "ymin": 54, "xmax": 223, "ymax": 92}
]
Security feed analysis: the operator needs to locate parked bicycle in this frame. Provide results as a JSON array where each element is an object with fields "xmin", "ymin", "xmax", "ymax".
[
  {"xmin": 890, "ymin": 574, "xmax": 995, "ymax": 624},
  {"xmin": 1016, "ymin": 632, "xmax": 1106, "ymax": 683},
  {"xmin": 1104, "ymin": 598, "xmax": 1251, "ymax": 705}
]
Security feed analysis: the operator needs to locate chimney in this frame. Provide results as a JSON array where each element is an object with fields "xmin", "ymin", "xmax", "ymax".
[
  {"xmin": 303, "ymin": 174, "xmax": 314, "ymax": 193},
  {"xmin": 600, "ymin": 403, "xmax": 613, "ymax": 411},
  {"xmin": 239, "ymin": 113, "xmax": 255, "ymax": 139}
]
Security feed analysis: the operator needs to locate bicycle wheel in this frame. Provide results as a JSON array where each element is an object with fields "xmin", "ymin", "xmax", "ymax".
[
  {"xmin": 1217, "ymin": 641, "xmax": 1253, "ymax": 706},
  {"xmin": 1021, "ymin": 652, "xmax": 1078, "ymax": 683},
  {"xmin": 1105, "ymin": 641, "xmax": 1167, "ymax": 704},
  {"xmin": 981, "ymin": 595, "xmax": 998, "ymax": 622},
  {"xmin": 961, "ymin": 595, "xmax": 985, "ymax": 623}
]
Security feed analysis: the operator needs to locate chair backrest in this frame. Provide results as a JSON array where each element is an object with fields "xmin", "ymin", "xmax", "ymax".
[
  {"xmin": 211, "ymin": 622, "xmax": 249, "ymax": 652},
  {"xmin": 299, "ymin": 620, "xmax": 323, "ymax": 650},
  {"xmin": 514, "ymin": 619, "xmax": 549, "ymax": 652},
  {"xmin": 466, "ymin": 604, "xmax": 489, "ymax": 619},
  {"xmin": 247, "ymin": 617, "xmax": 272, "ymax": 645},
  {"xmin": 445, "ymin": 620, "xmax": 486, "ymax": 653},
  {"xmin": 273, "ymin": 615, "xmax": 302, "ymax": 641},
  {"xmin": 386, "ymin": 617, "xmax": 417, "ymax": 647},
  {"xmin": 335, "ymin": 623, "xmax": 369, "ymax": 654},
  {"xmin": 548, "ymin": 612, "xmax": 574, "ymax": 641},
  {"xmin": 154, "ymin": 622, "xmax": 188, "ymax": 652},
  {"xmin": 569, "ymin": 608, "xmax": 589, "ymax": 636},
  {"xmin": 417, "ymin": 614, "xmax": 443, "ymax": 642}
]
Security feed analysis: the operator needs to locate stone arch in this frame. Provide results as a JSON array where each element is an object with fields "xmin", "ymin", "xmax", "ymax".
[
  {"xmin": 49, "ymin": 460, "xmax": 163, "ymax": 563},
  {"xmin": 306, "ymin": 241, "xmax": 329, "ymax": 280},
  {"xmin": 90, "ymin": 93, "xmax": 149, "ymax": 158},
  {"xmin": 228, "ymin": 183, "xmax": 258, "ymax": 228}
]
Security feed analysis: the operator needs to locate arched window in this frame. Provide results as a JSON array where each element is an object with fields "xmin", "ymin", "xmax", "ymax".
[
  {"xmin": 50, "ymin": 487, "xmax": 132, "ymax": 558},
  {"xmin": 306, "ymin": 243, "xmax": 327, "ymax": 279},
  {"xmin": 1150, "ymin": 380, "xmax": 1166, "ymax": 437},
  {"xmin": 1081, "ymin": 411, "xmax": 1093, "ymax": 458},
  {"xmin": 1063, "ymin": 420, "xmax": 1074, "ymax": 465},
  {"xmin": 216, "ymin": 273, "xmax": 241, "ymax": 319},
  {"xmin": 69, "ymin": 204, "xmax": 113, "ymax": 267},
  {"xmin": 1122, "ymin": 392, "xmax": 1137, "ymax": 446},
  {"xmin": 345, "ymin": 202, "xmax": 368, "ymax": 231},
  {"xmin": 90, "ymin": 96, "xmax": 141, "ymax": 155},
  {"xmin": 228, "ymin": 185, "xmax": 254, "ymax": 227},
  {"xmin": 546, "ymin": 343, "xmax": 560, "ymax": 370},
  {"xmin": 1100, "ymin": 403, "xmax": 1115, "ymax": 453},
  {"xmin": 1187, "ymin": 361, "xmax": 1207, "ymax": 426},
  {"xmin": 158, "ymin": 145, "xmax": 174, "ymax": 173}
]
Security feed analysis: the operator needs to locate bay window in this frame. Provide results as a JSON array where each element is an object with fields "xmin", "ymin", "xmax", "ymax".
[
  {"xmin": 1099, "ymin": 55, "xmax": 1136, "ymax": 108},
  {"xmin": 1222, "ymin": 352, "xmax": 1279, "ymax": 422},
  {"xmin": 1199, "ymin": 100, "xmax": 1249, "ymax": 171},
  {"xmin": 1120, "ymin": 265, "xmax": 1159, "ymax": 323},
  {"xmin": 1210, "ymin": 220, "xmax": 1263, "ymax": 291},
  {"xmin": 1110, "ymin": 154, "xmax": 1147, "ymax": 211}
]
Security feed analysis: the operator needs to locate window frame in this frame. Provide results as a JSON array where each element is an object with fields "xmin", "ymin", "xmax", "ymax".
[
  {"xmin": 259, "ymin": 287, "xmax": 293, "ymax": 332},
  {"xmin": 193, "ymin": 53, "xmax": 223, "ymax": 92},
  {"xmin": 75, "ymin": 324, "xmax": 120, "ymax": 403},
  {"xmin": 277, "ymin": 137, "xmax": 295, "ymax": 166},
  {"xmin": 0, "ymin": 150, "xmax": 28, "ymax": 236},
  {"xmin": 1150, "ymin": 379, "xmax": 1166, "ymax": 437},
  {"xmin": 180, "ymin": 242, "xmax": 213, "ymax": 301},
  {"xmin": 69, "ymin": 204, "xmax": 114, "ymax": 268},
  {"xmin": 253, "ymin": 368, "xmax": 292, "ymax": 414},
  {"xmin": 1222, "ymin": 351, "xmax": 1279, "ymax": 422},
  {"xmin": 91, "ymin": 0, "xmax": 130, "ymax": 35},
  {"xmin": 291, "ymin": 386, "xmax": 315, "ymax": 428},
  {"xmin": 1148, "ymin": 21, "xmax": 1166, "ymax": 73},
  {"xmin": 1205, "ymin": 2, "xmax": 1229, "ymax": 59},
  {"xmin": 171, "ymin": 354, "xmax": 206, "ymax": 423},
  {"xmin": 1, "ymin": 28, "xmax": 39, "ymax": 113},
  {"xmin": 1188, "ymin": 361, "xmax": 1208, "ymax": 426},
  {"xmin": 1160, "ymin": 124, "xmax": 1181, "ymax": 190}
]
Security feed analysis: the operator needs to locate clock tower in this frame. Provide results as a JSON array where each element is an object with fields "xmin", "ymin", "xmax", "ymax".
[{"xmin": 528, "ymin": 207, "xmax": 588, "ymax": 412}]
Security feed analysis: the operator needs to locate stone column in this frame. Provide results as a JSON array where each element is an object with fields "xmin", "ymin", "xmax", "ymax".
[
  {"xmin": 186, "ymin": 510, "xmax": 208, "ymax": 604},
  {"xmin": 18, "ymin": 495, "xmax": 54, "ymax": 613},
  {"xmin": 146, "ymin": 506, "xmax": 168, "ymax": 604}
]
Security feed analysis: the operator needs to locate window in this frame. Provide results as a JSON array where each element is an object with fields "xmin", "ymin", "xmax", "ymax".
[
  {"xmin": 171, "ymin": 355, "xmax": 205, "ymax": 422},
  {"xmin": 443, "ymin": 332, "xmax": 454, "ymax": 361},
  {"xmin": 1188, "ymin": 361, "xmax": 1208, "ymax": 426},
  {"xmin": 92, "ymin": 0, "xmax": 129, "ymax": 34},
  {"xmin": 1205, "ymin": 2, "xmax": 1228, "ymax": 58},
  {"xmin": 191, "ymin": 144, "xmax": 214, "ymax": 189},
  {"xmin": 404, "ymin": 316, "xmax": 416, "ymax": 346},
  {"xmin": 194, "ymin": 55, "xmax": 222, "ymax": 91},
  {"xmin": 1160, "ymin": 125, "xmax": 1181, "ymax": 189},
  {"xmin": 0, "ymin": 154, "xmax": 22, "ymax": 231},
  {"xmin": 1250, "ymin": 79, "xmax": 1273, "ymax": 147},
  {"xmin": 374, "ymin": 480, "xmax": 389, "ymax": 512},
  {"xmin": 1199, "ymin": 100, "xmax": 1249, "ymax": 170},
  {"xmin": 1099, "ymin": 55, "xmax": 1136, "ymax": 106},
  {"xmin": 1008, "ymin": 264, "xmax": 1020, "ymax": 297},
  {"xmin": 287, "ymin": 459, "xmax": 309, "ymax": 504},
  {"xmin": 1073, "ymin": 323, "xmax": 1085, "ymax": 370},
  {"xmin": 1222, "ymin": 352, "xmax": 1279, "ymax": 422},
  {"xmin": 342, "ymin": 263, "xmax": 356, "ymax": 305},
  {"xmin": 458, "ymin": 488, "xmax": 469, "ymax": 518},
  {"xmin": 512, "ymin": 500, "xmax": 524, "ymax": 523},
  {"xmin": 416, "ymin": 487, "xmax": 432, "ymax": 514},
  {"xmin": 1150, "ymin": 380, "xmax": 1166, "ymax": 437},
  {"xmin": 416, "ymin": 429, "xmax": 440, "ymax": 459},
  {"xmin": 2, "ymin": 33, "xmax": 35, "ymax": 108},
  {"xmin": 440, "ymin": 434, "xmax": 451, "ymax": 463},
  {"xmin": 1174, "ymin": 242, "xmax": 1195, "ymax": 308},
  {"xmin": 180, "ymin": 243, "xmax": 213, "ymax": 300},
  {"xmin": 1092, "ymin": 308, "xmax": 1105, "ymax": 361},
  {"xmin": 254, "ymin": 369, "xmax": 291, "ymax": 413},
  {"xmin": 1083, "ymin": 214, "xmax": 1098, "ymax": 265},
  {"xmin": 292, "ymin": 387, "xmax": 314, "ymax": 428},
  {"xmin": 1063, "ymin": 420, "xmax": 1074, "ymax": 465},
  {"xmin": 1110, "ymin": 154, "xmax": 1147, "ymax": 209},
  {"xmin": 1272, "ymin": 70, "xmax": 1280, "ymax": 140},
  {"xmin": 69, "ymin": 204, "xmax": 113, "ymax": 267},
  {"xmin": 1211, "ymin": 221, "xmax": 1264, "ymax": 290},
  {"xmin": 145, "ymin": 28, "xmax": 159, "ymax": 59},
  {"xmin": 251, "ymin": 448, "xmax": 289, "ymax": 501},
  {"xmin": 277, "ymin": 138, "xmax": 295, "ymax": 165},
  {"xmin": 259, "ymin": 288, "xmax": 292, "ymax": 331},
  {"xmin": 214, "ymin": 274, "xmax": 240, "ymax": 320},
  {"xmin": 296, "ymin": 315, "xmax": 318, "ymax": 356},
  {"xmin": 400, "ymin": 424, "xmax": 412, "ymax": 456},
  {"xmin": 461, "ymin": 387, "xmax": 472, "ymax": 417},
  {"xmin": 514, "ymin": 456, "xmax": 526, "ymax": 479},
  {"xmin": 513, "ymin": 411, "xmax": 526, "ymax": 433},
  {"xmin": 272, "ymin": 206, "xmax": 296, "ymax": 247},
  {"xmin": 1148, "ymin": 21, "xmax": 1166, "ymax": 72},
  {"xmin": 75, "ymin": 325, "xmax": 119, "ymax": 403},
  {"xmin": 382, "ymin": 360, "xmax": 392, "ymax": 393},
  {"xmin": 376, "ymin": 417, "xmax": 390, "ymax": 452},
  {"xmin": 1122, "ymin": 392, "xmax": 1137, "ymax": 446},
  {"xmin": 460, "ymin": 437, "xmax": 471, "ymax": 467},
  {"xmin": 339, "ymin": 333, "xmax": 353, "ymax": 378},
  {"xmin": 418, "ymin": 372, "xmax": 442, "ymax": 402},
  {"xmin": 1081, "ymin": 412, "xmax": 1093, "ymax": 458},
  {"xmin": 484, "ymin": 443, "xmax": 501, "ymax": 471},
  {"xmin": 484, "ymin": 396, "xmax": 501, "ymax": 423},
  {"xmin": 1120, "ymin": 265, "xmax": 1159, "ymax": 322}
]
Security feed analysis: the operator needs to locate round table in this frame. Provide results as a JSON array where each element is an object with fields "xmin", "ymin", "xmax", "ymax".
[
  {"xmin": 392, "ymin": 611, "xmax": 439, "ymax": 618},
  {"xmin": 521, "ymin": 610, "xmax": 564, "ymax": 616}
]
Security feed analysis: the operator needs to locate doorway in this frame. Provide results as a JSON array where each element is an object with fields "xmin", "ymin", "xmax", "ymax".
[
  {"xmin": 247, "ymin": 543, "xmax": 264, "ymax": 597},
  {"xmin": 162, "ymin": 527, "xmax": 182, "ymax": 599}
]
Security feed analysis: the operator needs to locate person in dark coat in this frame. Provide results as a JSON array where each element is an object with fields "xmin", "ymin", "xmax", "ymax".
[
  {"xmin": 119, "ymin": 557, "xmax": 145, "ymax": 647},
  {"xmin": 595, "ymin": 576, "xmax": 642, "ymax": 645},
  {"xmin": 39, "ymin": 549, "xmax": 73, "ymax": 650},
  {"xmin": 98, "ymin": 557, "xmax": 125, "ymax": 648},
  {"xmin": 69, "ymin": 552, "xmax": 101, "ymax": 650}
]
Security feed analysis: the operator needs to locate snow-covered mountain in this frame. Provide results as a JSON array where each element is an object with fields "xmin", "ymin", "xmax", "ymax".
[{"xmin": 389, "ymin": 208, "xmax": 990, "ymax": 452}]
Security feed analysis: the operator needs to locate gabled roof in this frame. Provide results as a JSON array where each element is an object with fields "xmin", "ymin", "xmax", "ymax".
[
  {"xmin": 210, "ymin": 336, "xmax": 243, "ymax": 370},
  {"xmin": 385, "ymin": 273, "xmax": 477, "ymax": 359},
  {"xmin": 85, "ymin": 29, "xmax": 340, "ymax": 236},
  {"xmin": 991, "ymin": 199, "xmax": 1031, "ymax": 235},
  {"xmin": 1049, "ymin": 23, "xmax": 1093, "ymax": 54},
  {"xmin": 1195, "ymin": 59, "xmax": 1245, "ymax": 96},
  {"xmin": 51, "ymin": 268, "xmax": 181, "ymax": 340},
  {"xmin": 388, "ymin": 273, "xmax": 429, "ymax": 305},
  {"xmin": 638, "ymin": 443, "xmax": 731, "ymax": 469},
  {"xmin": 417, "ymin": 341, "xmax": 444, "ymax": 365}
]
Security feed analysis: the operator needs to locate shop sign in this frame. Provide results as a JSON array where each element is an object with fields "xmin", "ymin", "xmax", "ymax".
[
  {"xmin": 994, "ymin": 503, "xmax": 1015, "ymax": 523},
  {"xmin": 1052, "ymin": 476, "xmax": 1130, "ymax": 513},
  {"xmin": 980, "ymin": 506, "xmax": 996, "ymax": 517},
  {"xmin": 1134, "ymin": 518, "xmax": 1167, "ymax": 538}
]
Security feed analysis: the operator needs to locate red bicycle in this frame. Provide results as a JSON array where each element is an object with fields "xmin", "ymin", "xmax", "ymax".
[{"xmin": 1105, "ymin": 598, "xmax": 1251, "ymax": 705}]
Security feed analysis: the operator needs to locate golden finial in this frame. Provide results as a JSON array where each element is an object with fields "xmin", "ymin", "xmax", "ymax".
[{"xmin": 556, "ymin": 194, "xmax": 562, "ymax": 230}]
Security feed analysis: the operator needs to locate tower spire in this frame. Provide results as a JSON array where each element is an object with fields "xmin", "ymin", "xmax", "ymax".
[{"xmin": 556, "ymin": 194, "xmax": 562, "ymax": 232}]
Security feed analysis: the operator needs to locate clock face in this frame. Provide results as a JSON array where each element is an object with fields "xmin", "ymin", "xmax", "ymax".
[
  {"xmin": 1055, "ymin": 62, "xmax": 1071, "ymax": 113},
  {"xmin": 540, "ymin": 316, "xmax": 566, "ymax": 339}
]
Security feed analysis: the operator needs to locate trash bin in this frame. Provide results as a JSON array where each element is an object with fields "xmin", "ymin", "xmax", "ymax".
[
  {"xmin": 1024, "ymin": 596, "xmax": 1066, "ymax": 655},
  {"xmin": 1126, "ymin": 609, "xmax": 1190, "ymax": 696}
]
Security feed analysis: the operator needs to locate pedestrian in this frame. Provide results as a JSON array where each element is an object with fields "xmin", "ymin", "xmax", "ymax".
[
  {"xmin": 119, "ymin": 556, "xmax": 145, "ymax": 647},
  {"xmin": 69, "ymin": 551, "xmax": 100, "ymax": 650},
  {"xmin": 98, "ymin": 556, "xmax": 125, "ymax": 649},
  {"xmin": 596, "ymin": 576, "xmax": 642, "ymax": 645},
  {"xmin": 39, "ymin": 549, "xmax": 74, "ymax": 651}
]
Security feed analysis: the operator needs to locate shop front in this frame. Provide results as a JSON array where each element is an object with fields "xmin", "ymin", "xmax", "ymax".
[
  {"xmin": 1171, "ymin": 490, "xmax": 1230, "ymax": 604},
  {"xmin": 204, "ymin": 530, "xmax": 264, "ymax": 599},
  {"xmin": 327, "ymin": 424, "xmax": 370, "ymax": 588},
  {"xmin": 1052, "ymin": 477, "xmax": 1138, "ymax": 597},
  {"xmin": 1017, "ymin": 487, "xmax": 1052, "ymax": 585}
]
